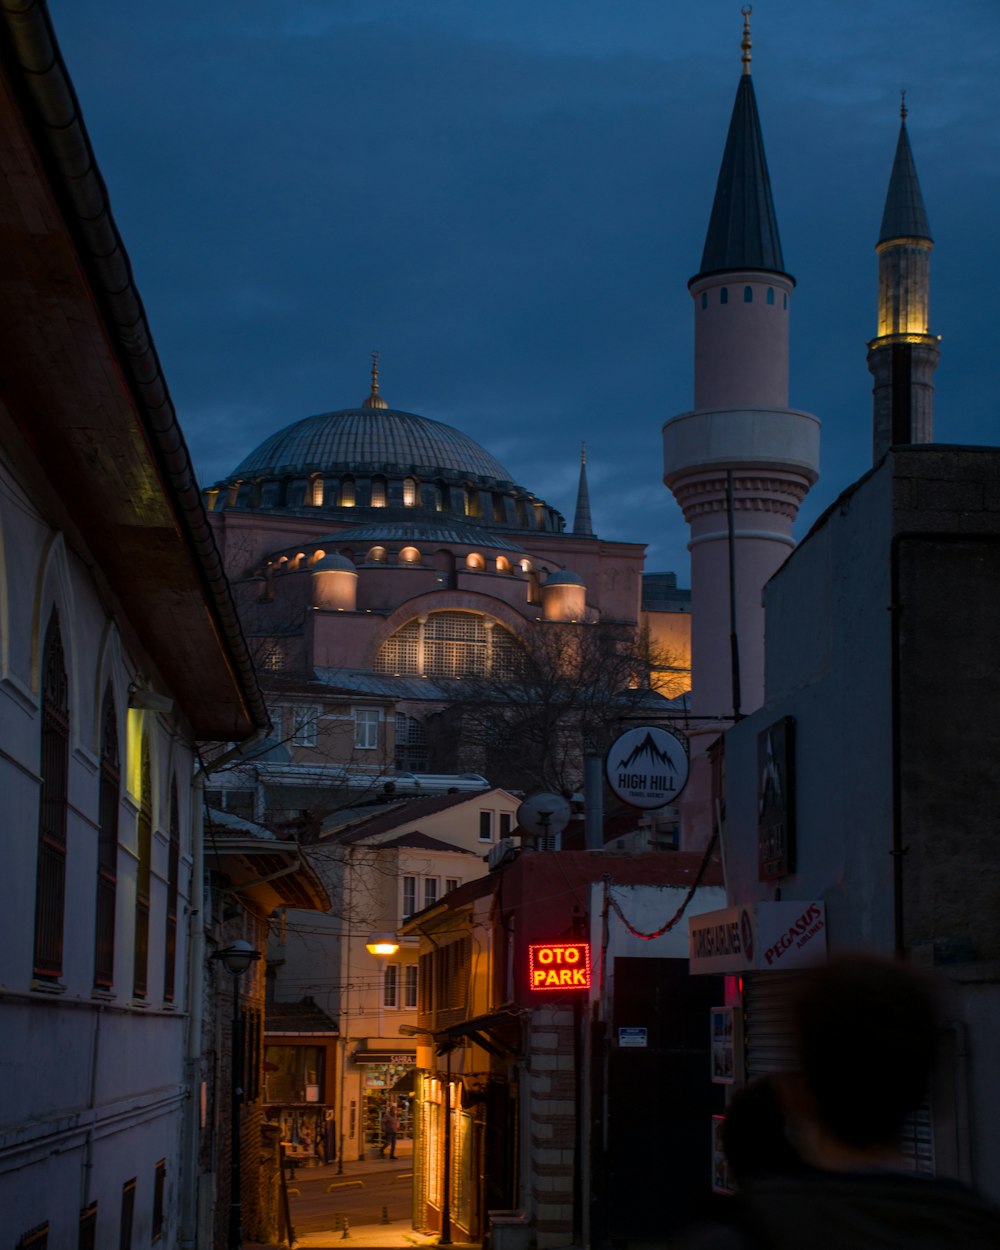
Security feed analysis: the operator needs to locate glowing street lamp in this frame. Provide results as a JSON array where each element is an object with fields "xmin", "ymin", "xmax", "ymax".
[{"xmin": 366, "ymin": 931, "xmax": 400, "ymax": 957}]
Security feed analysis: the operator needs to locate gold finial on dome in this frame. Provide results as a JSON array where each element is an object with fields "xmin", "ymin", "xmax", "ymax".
[
  {"xmin": 362, "ymin": 350, "xmax": 389, "ymax": 409},
  {"xmin": 740, "ymin": 5, "xmax": 752, "ymax": 75}
]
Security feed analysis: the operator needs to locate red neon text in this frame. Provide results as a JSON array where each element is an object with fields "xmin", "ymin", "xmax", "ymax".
[{"xmin": 528, "ymin": 942, "xmax": 591, "ymax": 991}]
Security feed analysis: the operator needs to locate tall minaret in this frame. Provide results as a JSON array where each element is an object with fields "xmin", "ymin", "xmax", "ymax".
[
  {"xmin": 661, "ymin": 12, "xmax": 820, "ymax": 844},
  {"xmin": 868, "ymin": 97, "xmax": 938, "ymax": 463},
  {"xmin": 572, "ymin": 443, "xmax": 594, "ymax": 535}
]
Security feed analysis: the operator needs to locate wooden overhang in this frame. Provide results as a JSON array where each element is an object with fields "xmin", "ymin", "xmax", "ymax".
[
  {"xmin": 0, "ymin": 3, "xmax": 268, "ymax": 740},
  {"xmin": 207, "ymin": 836, "xmax": 331, "ymax": 917}
]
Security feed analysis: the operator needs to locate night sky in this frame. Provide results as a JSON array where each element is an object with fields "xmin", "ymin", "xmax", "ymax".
[{"xmin": 49, "ymin": 1, "xmax": 999, "ymax": 580}]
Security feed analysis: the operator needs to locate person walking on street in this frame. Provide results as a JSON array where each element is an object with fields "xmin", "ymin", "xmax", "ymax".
[{"xmin": 380, "ymin": 1102, "xmax": 401, "ymax": 1159}]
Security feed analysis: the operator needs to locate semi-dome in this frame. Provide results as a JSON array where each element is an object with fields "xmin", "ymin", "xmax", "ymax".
[
  {"xmin": 544, "ymin": 568, "xmax": 585, "ymax": 586},
  {"xmin": 324, "ymin": 520, "xmax": 526, "ymax": 553},
  {"xmin": 229, "ymin": 408, "xmax": 514, "ymax": 484}
]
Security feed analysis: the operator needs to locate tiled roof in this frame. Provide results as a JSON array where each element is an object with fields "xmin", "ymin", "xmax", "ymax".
[
  {"xmin": 266, "ymin": 997, "xmax": 339, "ymax": 1034},
  {"xmin": 378, "ymin": 830, "xmax": 480, "ymax": 854},
  {"xmin": 325, "ymin": 790, "xmax": 493, "ymax": 843}
]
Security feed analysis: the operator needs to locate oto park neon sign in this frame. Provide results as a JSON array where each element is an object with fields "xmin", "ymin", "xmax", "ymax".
[{"xmin": 528, "ymin": 942, "xmax": 592, "ymax": 991}]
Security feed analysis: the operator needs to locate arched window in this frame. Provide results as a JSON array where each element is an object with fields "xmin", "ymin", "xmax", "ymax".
[
  {"xmin": 375, "ymin": 611, "xmax": 521, "ymax": 679},
  {"xmin": 466, "ymin": 552, "xmax": 486, "ymax": 571},
  {"xmin": 744, "ymin": 286, "xmax": 753, "ymax": 303},
  {"xmin": 403, "ymin": 477, "xmax": 419, "ymax": 507},
  {"xmin": 399, "ymin": 546, "xmax": 421, "ymax": 565},
  {"xmin": 434, "ymin": 482, "xmax": 446, "ymax": 512},
  {"xmin": 767, "ymin": 287, "xmax": 775, "ymax": 305},
  {"xmin": 367, "ymin": 546, "xmax": 387, "ymax": 564},
  {"xmin": 94, "ymin": 685, "xmax": 119, "ymax": 990},
  {"xmin": 496, "ymin": 556, "xmax": 511, "ymax": 573},
  {"xmin": 309, "ymin": 475, "xmax": 324, "ymax": 507},
  {"xmin": 519, "ymin": 558, "xmax": 532, "ymax": 574},
  {"xmin": 340, "ymin": 477, "xmax": 356, "ymax": 508},
  {"xmin": 133, "ymin": 737, "xmax": 152, "ymax": 999},
  {"xmin": 310, "ymin": 549, "xmax": 326, "ymax": 565},
  {"xmin": 371, "ymin": 476, "xmax": 388, "ymax": 508},
  {"xmin": 164, "ymin": 780, "xmax": 180, "ymax": 1003},
  {"xmin": 33, "ymin": 611, "xmax": 69, "ymax": 980},
  {"xmin": 463, "ymin": 487, "xmax": 479, "ymax": 518},
  {"xmin": 720, "ymin": 287, "xmax": 729, "ymax": 305}
]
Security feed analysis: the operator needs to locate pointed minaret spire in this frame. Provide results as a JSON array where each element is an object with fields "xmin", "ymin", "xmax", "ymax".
[
  {"xmin": 572, "ymin": 442, "xmax": 593, "ymax": 536},
  {"xmin": 697, "ymin": 8, "xmax": 786, "ymax": 279},
  {"xmin": 867, "ymin": 101, "xmax": 938, "ymax": 462},
  {"xmin": 362, "ymin": 350, "xmax": 389, "ymax": 409}
]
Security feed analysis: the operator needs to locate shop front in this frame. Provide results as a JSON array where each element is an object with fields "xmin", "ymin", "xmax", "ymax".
[{"xmin": 352, "ymin": 1045, "xmax": 417, "ymax": 1153}]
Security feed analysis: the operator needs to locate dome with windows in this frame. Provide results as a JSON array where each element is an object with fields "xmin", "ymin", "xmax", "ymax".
[{"xmin": 205, "ymin": 369, "xmax": 567, "ymax": 535}]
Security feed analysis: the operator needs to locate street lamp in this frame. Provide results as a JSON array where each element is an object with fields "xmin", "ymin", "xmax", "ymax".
[
  {"xmin": 400, "ymin": 1024, "xmax": 454, "ymax": 1246},
  {"xmin": 366, "ymin": 931, "xmax": 400, "ymax": 957},
  {"xmin": 213, "ymin": 940, "xmax": 262, "ymax": 1250}
]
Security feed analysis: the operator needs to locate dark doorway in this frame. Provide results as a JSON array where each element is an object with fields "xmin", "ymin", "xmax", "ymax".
[{"xmin": 604, "ymin": 957, "xmax": 724, "ymax": 1242}]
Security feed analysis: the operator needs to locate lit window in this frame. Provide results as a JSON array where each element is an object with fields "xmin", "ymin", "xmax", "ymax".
[
  {"xmin": 403, "ymin": 477, "xmax": 418, "ymax": 506},
  {"xmin": 133, "ymin": 738, "xmax": 152, "ymax": 999},
  {"xmin": 367, "ymin": 546, "xmax": 387, "ymax": 563},
  {"xmin": 423, "ymin": 878, "xmax": 439, "ymax": 909},
  {"xmin": 375, "ymin": 610, "xmax": 521, "ymax": 680},
  {"xmin": 479, "ymin": 811, "xmax": 493, "ymax": 841},
  {"xmin": 404, "ymin": 965, "xmax": 418, "ymax": 1008},
  {"xmin": 496, "ymin": 557, "xmax": 511, "ymax": 573},
  {"xmin": 354, "ymin": 708, "xmax": 380, "ymax": 750},
  {"xmin": 310, "ymin": 549, "xmax": 326, "ymax": 565},
  {"xmin": 403, "ymin": 876, "xmax": 416, "ymax": 920},
  {"xmin": 519, "ymin": 559, "xmax": 532, "ymax": 574},
  {"xmin": 744, "ymin": 285, "xmax": 753, "ymax": 303},
  {"xmin": 340, "ymin": 478, "xmax": 356, "ymax": 507},
  {"xmin": 399, "ymin": 546, "xmax": 421, "ymax": 564},
  {"xmin": 260, "ymin": 642, "xmax": 286, "ymax": 672},
  {"xmin": 164, "ymin": 782, "xmax": 180, "ymax": 1003},
  {"xmin": 371, "ymin": 477, "xmax": 387, "ymax": 507},
  {"xmin": 263, "ymin": 1045, "xmax": 326, "ymax": 1104},
  {"xmin": 383, "ymin": 964, "xmax": 399, "ymax": 1008},
  {"xmin": 434, "ymin": 483, "xmax": 445, "ymax": 511},
  {"xmin": 463, "ymin": 487, "xmax": 479, "ymax": 517},
  {"xmin": 310, "ymin": 476, "xmax": 324, "ymax": 507},
  {"xmin": 291, "ymin": 706, "xmax": 318, "ymax": 747},
  {"xmin": 767, "ymin": 287, "xmax": 775, "ymax": 305},
  {"xmin": 720, "ymin": 287, "xmax": 729, "ymax": 304},
  {"xmin": 466, "ymin": 553, "xmax": 485, "ymax": 571}
]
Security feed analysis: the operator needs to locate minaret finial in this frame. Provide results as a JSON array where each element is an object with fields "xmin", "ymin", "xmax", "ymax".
[
  {"xmin": 740, "ymin": 5, "xmax": 752, "ymax": 75},
  {"xmin": 362, "ymin": 349, "xmax": 389, "ymax": 409},
  {"xmin": 900, "ymin": 89, "xmax": 908, "ymax": 122},
  {"xmin": 580, "ymin": 441, "xmax": 587, "ymax": 466}
]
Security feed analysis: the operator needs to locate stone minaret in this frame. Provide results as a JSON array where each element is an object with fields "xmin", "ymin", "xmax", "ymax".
[
  {"xmin": 868, "ymin": 98, "xmax": 938, "ymax": 463},
  {"xmin": 661, "ymin": 14, "xmax": 820, "ymax": 844},
  {"xmin": 572, "ymin": 443, "xmax": 593, "ymax": 536}
]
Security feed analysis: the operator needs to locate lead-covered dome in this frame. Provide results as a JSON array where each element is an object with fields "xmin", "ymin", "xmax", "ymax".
[{"xmin": 230, "ymin": 407, "xmax": 514, "ymax": 484}]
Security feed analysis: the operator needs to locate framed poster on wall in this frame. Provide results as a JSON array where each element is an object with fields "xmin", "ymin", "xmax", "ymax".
[{"xmin": 710, "ymin": 1006, "xmax": 742, "ymax": 1084}]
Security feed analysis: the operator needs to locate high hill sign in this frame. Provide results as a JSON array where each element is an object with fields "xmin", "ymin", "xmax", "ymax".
[{"xmin": 605, "ymin": 725, "xmax": 690, "ymax": 809}]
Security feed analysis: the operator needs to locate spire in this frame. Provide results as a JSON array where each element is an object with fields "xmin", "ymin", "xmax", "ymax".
[
  {"xmin": 696, "ymin": 11, "xmax": 786, "ymax": 280},
  {"xmin": 877, "ymin": 101, "xmax": 932, "ymax": 244},
  {"xmin": 362, "ymin": 350, "xmax": 389, "ymax": 409},
  {"xmin": 572, "ymin": 442, "xmax": 593, "ymax": 536}
]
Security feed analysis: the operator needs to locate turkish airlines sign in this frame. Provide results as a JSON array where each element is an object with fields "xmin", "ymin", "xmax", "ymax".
[
  {"xmin": 688, "ymin": 901, "xmax": 827, "ymax": 974},
  {"xmin": 528, "ymin": 942, "xmax": 592, "ymax": 991}
]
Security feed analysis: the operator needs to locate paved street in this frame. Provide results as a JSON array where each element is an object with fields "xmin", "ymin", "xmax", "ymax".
[{"xmin": 248, "ymin": 1139, "xmax": 471, "ymax": 1250}]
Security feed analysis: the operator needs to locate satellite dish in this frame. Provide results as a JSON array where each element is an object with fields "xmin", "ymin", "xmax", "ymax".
[{"xmin": 517, "ymin": 792, "xmax": 571, "ymax": 849}]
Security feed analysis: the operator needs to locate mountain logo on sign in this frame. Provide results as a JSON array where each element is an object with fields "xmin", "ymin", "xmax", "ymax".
[{"xmin": 615, "ymin": 731, "xmax": 675, "ymax": 772}]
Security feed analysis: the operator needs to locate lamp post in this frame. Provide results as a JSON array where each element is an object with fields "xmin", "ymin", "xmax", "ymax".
[
  {"xmin": 366, "ymin": 932, "xmax": 400, "ymax": 1157},
  {"xmin": 400, "ymin": 1024, "xmax": 454, "ymax": 1246},
  {"xmin": 213, "ymin": 940, "xmax": 261, "ymax": 1250}
]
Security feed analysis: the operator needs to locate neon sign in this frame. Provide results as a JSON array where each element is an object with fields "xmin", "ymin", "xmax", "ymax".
[{"xmin": 528, "ymin": 942, "xmax": 591, "ymax": 991}]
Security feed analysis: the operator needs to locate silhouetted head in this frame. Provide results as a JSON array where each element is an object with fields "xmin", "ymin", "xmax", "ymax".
[{"xmin": 793, "ymin": 954, "xmax": 940, "ymax": 1149}]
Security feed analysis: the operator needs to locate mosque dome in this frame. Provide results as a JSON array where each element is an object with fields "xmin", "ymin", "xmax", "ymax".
[
  {"xmin": 205, "ymin": 360, "xmax": 567, "ymax": 537},
  {"xmin": 229, "ymin": 407, "xmax": 513, "ymax": 484},
  {"xmin": 544, "ymin": 568, "xmax": 585, "ymax": 587},
  {"xmin": 310, "ymin": 552, "xmax": 357, "ymax": 573}
]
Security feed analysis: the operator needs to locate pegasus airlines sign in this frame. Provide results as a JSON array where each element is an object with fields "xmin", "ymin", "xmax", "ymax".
[{"xmin": 528, "ymin": 942, "xmax": 592, "ymax": 991}]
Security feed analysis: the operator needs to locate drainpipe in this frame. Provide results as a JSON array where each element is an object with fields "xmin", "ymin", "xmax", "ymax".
[{"xmin": 179, "ymin": 730, "xmax": 267, "ymax": 1250}]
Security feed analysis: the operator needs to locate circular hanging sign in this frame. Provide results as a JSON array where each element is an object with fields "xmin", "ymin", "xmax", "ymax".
[{"xmin": 605, "ymin": 725, "xmax": 689, "ymax": 810}]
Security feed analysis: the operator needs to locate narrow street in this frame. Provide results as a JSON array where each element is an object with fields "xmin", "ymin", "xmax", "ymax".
[{"xmin": 249, "ymin": 1139, "xmax": 464, "ymax": 1250}]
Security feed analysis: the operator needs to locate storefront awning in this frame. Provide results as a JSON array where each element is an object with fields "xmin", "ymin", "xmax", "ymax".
[
  {"xmin": 353, "ymin": 1049, "xmax": 416, "ymax": 1064},
  {"xmin": 439, "ymin": 1010, "xmax": 524, "ymax": 1059}
]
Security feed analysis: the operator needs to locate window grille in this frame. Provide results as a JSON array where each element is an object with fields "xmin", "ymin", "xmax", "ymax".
[
  {"xmin": 340, "ymin": 477, "xmax": 356, "ymax": 507},
  {"xmin": 403, "ymin": 477, "xmax": 418, "ymax": 506},
  {"xmin": 79, "ymin": 1205, "xmax": 97, "ymax": 1250},
  {"xmin": 291, "ymin": 706, "xmax": 318, "ymax": 747},
  {"xmin": 423, "ymin": 878, "xmax": 439, "ymax": 909},
  {"xmin": 384, "ymin": 963, "xmax": 399, "ymax": 1008},
  {"xmin": 95, "ymin": 686, "xmax": 119, "ymax": 989},
  {"xmin": 354, "ymin": 708, "xmax": 380, "ymax": 749},
  {"xmin": 152, "ymin": 1160, "xmax": 166, "ymax": 1240},
  {"xmin": 119, "ymin": 1180, "xmax": 135, "ymax": 1250},
  {"xmin": 371, "ymin": 477, "xmax": 387, "ymax": 507},
  {"xmin": 403, "ymin": 876, "xmax": 417, "ymax": 920},
  {"xmin": 404, "ymin": 964, "xmax": 418, "ymax": 1008},
  {"xmin": 33, "ymin": 611, "xmax": 69, "ymax": 980}
]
